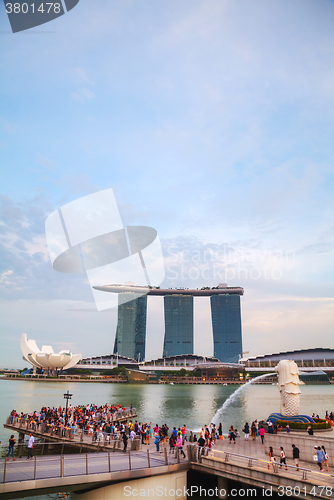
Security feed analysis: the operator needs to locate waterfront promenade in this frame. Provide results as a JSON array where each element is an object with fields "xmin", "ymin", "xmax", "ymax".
[
  {"xmin": 0, "ymin": 444, "xmax": 189, "ymax": 498},
  {"xmin": 1, "ymin": 437, "xmax": 334, "ymax": 499},
  {"xmin": 4, "ymin": 408, "xmax": 138, "ymax": 452}
]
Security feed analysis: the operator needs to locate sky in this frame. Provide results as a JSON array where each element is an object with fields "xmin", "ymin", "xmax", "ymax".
[{"xmin": 0, "ymin": 0, "xmax": 333, "ymax": 368}]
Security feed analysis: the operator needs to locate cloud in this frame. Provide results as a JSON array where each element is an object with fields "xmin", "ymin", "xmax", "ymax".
[
  {"xmin": 0, "ymin": 194, "xmax": 93, "ymax": 302},
  {"xmin": 36, "ymin": 153, "xmax": 57, "ymax": 171},
  {"xmin": 0, "ymin": 270, "xmax": 13, "ymax": 284},
  {"xmin": 73, "ymin": 67, "xmax": 95, "ymax": 86},
  {"xmin": 71, "ymin": 87, "xmax": 95, "ymax": 103},
  {"xmin": 0, "ymin": 117, "xmax": 18, "ymax": 134}
]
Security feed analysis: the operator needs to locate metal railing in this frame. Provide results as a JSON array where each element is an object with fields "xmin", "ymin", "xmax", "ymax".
[
  {"xmin": 0, "ymin": 435, "xmax": 143, "ymax": 460},
  {"xmin": 5, "ymin": 409, "xmax": 137, "ymax": 438},
  {"xmin": 1, "ymin": 445, "xmax": 185, "ymax": 484},
  {"xmin": 188, "ymin": 444, "xmax": 334, "ymax": 483},
  {"xmin": 7, "ymin": 408, "xmax": 137, "ymax": 428}
]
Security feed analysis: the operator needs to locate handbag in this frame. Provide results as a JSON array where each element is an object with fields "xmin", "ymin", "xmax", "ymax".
[{"xmin": 313, "ymin": 455, "xmax": 318, "ymax": 461}]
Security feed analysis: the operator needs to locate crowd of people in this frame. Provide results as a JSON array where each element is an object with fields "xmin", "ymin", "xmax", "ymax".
[
  {"xmin": 266, "ymin": 443, "xmax": 329, "ymax": 473},
  {"xmin": 6, "ymin": 404, "xmax": 193, "ymax": 460},
  {"xmin": 9, "ymin": 403, "xmax": 134, "ymax": 440},
  {"xmin": 6, "ymin": 406, "xmax": 333, "ymax": 473},
  {"xmin": 224, "ymin": 412, "xmax": 333, "ymax": 474}
]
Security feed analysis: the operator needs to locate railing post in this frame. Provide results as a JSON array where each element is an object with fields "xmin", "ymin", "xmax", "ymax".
[
  {"xmin": 248, "ymin": 458, "xmax": 253, "ymax": 468},
  {"xmin": 164, "ymin": 447, "xmax": 168, "ymax": 466},
  {"xmin": 302, "ymin": 470, "xmax": 307, "ymax": 480},
  {"xmin": 41, "ymin": 439, "xmax": 45, "ymax": 457},
  {"xmin": 128, "ymin": 451, "xmax": 132, "ymax": 470},
  {"xmin": 147, "ymin": 449, "xmax": 150, "ymax": 468},
  {"xmin": 86, "ymin": 453, "xmax": 88, "ymax": 475},
  {"xmin": 3, "ymin": 458, "xmax": 7, "ymax": 483},
  {"xmin": 108, "ymin": 452, "xmax": 111, "ymax": 473},
  {"xmin": 19, "ymin": 443, "xmax": 23, "ymax": 458},
  {"xmin": 34, "ymin": 455, "xmax": 37, "ymax": 480},
  {"xmin": 60, "ymin": 455, "xmax": 64, "ymax": 478},
  {"xmin": 177, "ymin": 447, "xmax": 180, "ymax": 464}
]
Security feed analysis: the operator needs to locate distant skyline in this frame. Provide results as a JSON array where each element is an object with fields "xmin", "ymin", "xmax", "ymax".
[{"xmin": 0, "ymin": 0, "xmax": 333, "ymax": 367}]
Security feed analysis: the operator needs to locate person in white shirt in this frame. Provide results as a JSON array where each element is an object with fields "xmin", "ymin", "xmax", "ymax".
[{"xmin": 27, "ymin": 433, "xmax": 34, "ymax": 459}]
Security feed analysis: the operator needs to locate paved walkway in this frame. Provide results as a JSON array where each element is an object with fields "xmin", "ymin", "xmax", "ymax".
[
  {"xmin": 214, "ymin": 436, "xmax": 334, "ymax": 481},
  {"xmin": 0, "ymin": 441, "xmax": 187, "ymax": 484}
]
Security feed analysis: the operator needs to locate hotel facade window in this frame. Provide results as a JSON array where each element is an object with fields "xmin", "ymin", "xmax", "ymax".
[
  {"xmin": 163, "ymin": 294, "xmax": 194, "ymax": 357},
  {"xmin": 113, "ymin": 293, "xmax": 147, "ymax": 361},
  {"xmin": 210, "ymin": 294, "xmax": 242, "ymax": 363}
]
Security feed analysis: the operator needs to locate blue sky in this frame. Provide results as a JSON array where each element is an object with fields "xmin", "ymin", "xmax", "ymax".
[{"xmin": 0, "ymin": 0, "xmax": 333, "ymax": 367}]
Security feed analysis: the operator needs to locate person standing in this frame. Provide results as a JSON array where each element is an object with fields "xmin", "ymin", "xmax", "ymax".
[
  {"xmin": 169, "ymin": 433, "xmax": 176, "ymax": 454},
  {"xmin": 292, "ymin": 444, "xmax": 300, "ymax": 471},
  {"xmin": 147, "ymin": 425, "xmax": 152, "ymax": 445},
  {"xmin": 197, "ymin": 433, "xmax": 205, "ymax": 458},
  {"xmin": 218, "ymin": 423, "xmax": 223, "ymax": 439},
  {"xmin": 122, "ymin": 431, "xmax": 128, "ymax": 452},
  {"xmin": 280, "ymin": 447, "xmax": 288, "ymax": 470},
  {"xmin": 27, "ymin": 433, "xmax": 34, "ymax": 459},
  {"xmin": 251, "ymin": 422, "xmax": 257, "ymax": 440},
  {"xmin": 154, "ymin": 433, "xmax": 160, "ymax": 452},
  {"xmin": 254, "ymin": 419, "xmax": 259, "ymax": 436},
  {"xmin": 268, "ymin": 446, "xmax": 275, "ymax": 471},
  {"xmin": 243, "ymin": 422, "xmax": 250, "ymax": 441},
  {"xmin": 259, "ymin": 426, "xmax": 265, "ymax": 444},
  {"xmin": 176, "ymin": 433, "xmax": 186, "ymax": 459},
  {"xmin": 229, "ymin": 425, "xmax": 236, "ymax": 444},
  {"xmin": 181, "ymin": 424, "xmax": 186, "ymax": 445},
  {"xmin": 316, "ymin": 446, "xmax": 324, "ymax": 472},
  {"xmin": 6, "ymin": 435, "xmax": 16, "ymax": 461},
  {"xmin": 321, "ymin": 446, "xmax": 329, "ymax": 472}
]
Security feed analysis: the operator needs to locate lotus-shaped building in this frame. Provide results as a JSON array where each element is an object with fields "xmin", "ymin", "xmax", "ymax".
[{"xmin": 20, "ymin": 333, "xmax": 82, "ymax": 371}]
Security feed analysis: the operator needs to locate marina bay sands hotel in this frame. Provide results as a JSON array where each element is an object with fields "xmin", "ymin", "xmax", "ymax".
[{"xmin": 93, "ymin": 283, "xmax": 243, "ymax": 364}]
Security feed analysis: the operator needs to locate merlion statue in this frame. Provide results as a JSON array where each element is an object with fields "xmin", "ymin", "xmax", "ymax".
[{"xmin": 275, "ymin": 360, "xmax": 302, "ymax": 416}]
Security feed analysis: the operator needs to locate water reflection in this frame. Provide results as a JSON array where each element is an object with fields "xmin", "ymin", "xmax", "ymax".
[{"xmin": 0, "ymin": 381, "xmax": 333, "ymax": 442}]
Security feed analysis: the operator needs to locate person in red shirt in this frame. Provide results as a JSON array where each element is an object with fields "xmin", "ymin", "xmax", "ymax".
[{"xmin": 182, "ymin": 424, "xmax": 186, "ymax": 444}]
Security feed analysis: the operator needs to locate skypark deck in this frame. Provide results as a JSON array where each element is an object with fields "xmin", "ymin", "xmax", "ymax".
[{"xmin": 92, "ymin": 285, "xmax": 244, "ymax": 296}]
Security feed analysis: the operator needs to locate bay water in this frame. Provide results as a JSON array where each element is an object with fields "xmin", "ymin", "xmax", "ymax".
[{"xmin": 0, "ymin": 379, "xmax": 333, "ymax": 499}]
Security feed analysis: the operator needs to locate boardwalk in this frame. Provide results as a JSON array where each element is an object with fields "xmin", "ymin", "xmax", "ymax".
[
  {"xmin": 4, "ymin": 408, "xmax": 138, "ymax": 451},
  {"xmin": 1, "ymin": 439, "xmax": 334, "ymax": 499},
  {"xmin": 0, "ymin": 447, "xmax": 186, "ymax": 483},
  {"xmin": 0, "ymin": 443, "xmax": 189, "ymax": 498}
]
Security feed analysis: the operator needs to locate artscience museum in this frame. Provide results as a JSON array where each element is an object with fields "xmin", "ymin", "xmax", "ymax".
[{"xmin": 20, "ymin": 333, "xmax": 82, "ymax": 371}]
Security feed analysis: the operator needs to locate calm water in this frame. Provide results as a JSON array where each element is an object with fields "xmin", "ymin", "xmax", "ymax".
[
  {"xmin": 1, "ymin": 379, "xmax": 333, "ymax": 442},
  {"xmin": 1, "ymin": 380, "xmax": 333, "ymax": 499}
]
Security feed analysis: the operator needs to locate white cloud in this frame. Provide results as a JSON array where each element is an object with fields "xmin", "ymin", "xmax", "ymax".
[
  {"xmin": 0, "ymin": 270, "xmax": 13, "ymax": 285},
  {"xmin": 71, "ymin": 87, "xmax": 95, "ymax": 103}
]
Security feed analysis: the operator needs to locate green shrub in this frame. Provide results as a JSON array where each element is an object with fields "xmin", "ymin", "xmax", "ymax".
[{"xmin": 276, "ymin": 420, "xmax": 331, "ymax": 430}]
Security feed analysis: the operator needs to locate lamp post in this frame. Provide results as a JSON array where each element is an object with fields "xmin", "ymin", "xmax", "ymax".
[{"xmin": 63, "ymin": 390, "xmax": 73, "ymax": 428}]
